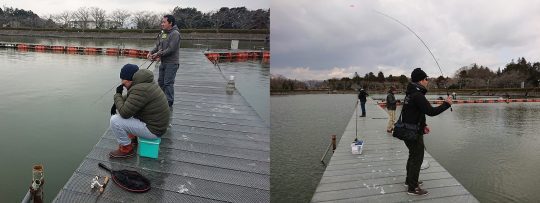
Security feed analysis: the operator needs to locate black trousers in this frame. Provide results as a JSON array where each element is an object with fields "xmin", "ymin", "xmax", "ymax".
[{"xmin": 404, "ymin": 134, "xmax": 424, "ymax": 190}]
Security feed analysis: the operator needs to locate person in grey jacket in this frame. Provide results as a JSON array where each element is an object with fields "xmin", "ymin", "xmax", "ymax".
[
  {"xmin": 386, "ymin": 86, "xmax": 397, "ymax": 133},
  {"xmin": 109, "ymin": 64, "xmax": 171, "ymax": 158},
  {"xmin": 148, "ymin": 14, "xmax": 181, "ymax": 108}
]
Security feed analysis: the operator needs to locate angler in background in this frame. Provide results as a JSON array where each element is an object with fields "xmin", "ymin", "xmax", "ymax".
[
  {"xmin": 386, "ymin": 86, "xmax": 397, "ymax": 133},
  {"xmin": 147, "ymin": 14, "xmax": 181, "ymax": 109},
  {"xmin": 109, "ymin": 64, "xmax": 170, "ymax": 158},
  {"xmin": 402, "ymin": 68, "xmax": 452, "ymax": 195},
  {"xmin": 358, "ymin": 87, "xmax": 369, "ymax": 117}
]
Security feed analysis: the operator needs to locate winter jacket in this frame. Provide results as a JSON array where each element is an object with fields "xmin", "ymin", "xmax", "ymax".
[
  {"xmin": 358, "ymin": 90, "xmax": 369, "ymax": 102},
  {"xmin": 151, "ymin": 25, "xmax": 181, "ymax": 64},
  {"xmin": 114, "ymin": 69, "xmax": 170, "ymax": 136},
  {"xmin": 402, "ymin": 82, "xmax": 450, "ymax": 134},
  {"xmin": 386, "ymin": 92, "xmax": 397, "ymax": 110}
]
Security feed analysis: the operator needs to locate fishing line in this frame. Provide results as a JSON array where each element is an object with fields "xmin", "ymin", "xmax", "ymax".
[
  {"xmin": 210, "ymin": 54, "xmax": 229, "ymax": 81},
  {"xmin": 92, "ymin": 59, "xmax": 155, "ymax": 104},
  {"xmin": 374, "ymin": 10, "xmax": 452, "ymax": 111}
]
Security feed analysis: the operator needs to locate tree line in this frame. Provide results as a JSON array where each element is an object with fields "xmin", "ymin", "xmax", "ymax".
[
  {"xmin": 0, "ymin": 6, "xmax": 269, "ymax": 30},
  {"xmin": 271, "ymin": 57, "xmax": 540, "ymax": 92},
  {"xmin": 0, "ymin": 6, "xmax": 56, "ymax": 28}
]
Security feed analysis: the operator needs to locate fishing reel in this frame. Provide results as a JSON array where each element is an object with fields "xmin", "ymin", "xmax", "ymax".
[{"xmin": 91, "ymin": 176, "xmax": 110, "ymax": 193}]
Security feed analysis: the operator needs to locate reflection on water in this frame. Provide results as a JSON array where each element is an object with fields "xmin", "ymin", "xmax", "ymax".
[
  {"xmin": 271, "ymin": 94, "xmax": 540, "ymax": 203},
  {"xmin": 0, "ymin": 48, "xmax": 135, "ymax": 201},
  {"xmin": 426, "ymin": 102, "xmax": 540, "ymax": 202},
  {"xmin": 219, "ymin": 61, "xmax": 269, "ymax": 125},
  {"xmin": 271, "ymin": 94, "xmax": 356, "ymax": 203}
]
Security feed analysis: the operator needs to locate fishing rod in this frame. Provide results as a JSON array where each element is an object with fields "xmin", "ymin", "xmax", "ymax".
[
  {"xmin": 354, "ymin": 99, "xmax": 359, "ymax": 142},
  {"xmin": 92, "ymin": 59, "xmax": 156, "ymax": 104},
  {"xmin": 374, "ymin": 10, "xmax": 452, "ymax": 111}
]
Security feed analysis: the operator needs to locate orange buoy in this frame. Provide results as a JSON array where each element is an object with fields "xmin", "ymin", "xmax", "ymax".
[
  {"xmin": 105, "ymin": 48, "xmax": 119, "ymax": 55},
  {"xmin": 51, "ymin": 46, "xmax": 65, "ymax": 51},
  {"xmin": 127, "ymin": 49, "xmax": 139, "ymax": 55},
  {"xmin": 137, "ymin": 50, "xmax": 150, "ymax": 58},
  {"xmin": 34, "ymin": 45, "xmax": 46, "ymax": 50},
  {"xmin": 84, "ymin": 47, "xmax": 97, "ymax": 52},
  {"xmin": 17, "ymin": 44, "xmax": 29, "ymax": 49}
]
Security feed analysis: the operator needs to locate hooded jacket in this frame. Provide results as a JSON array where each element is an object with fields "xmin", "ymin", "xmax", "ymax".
[
  {"xmin": 114, "ymin": 69, "xmax": 170, "ymax": 136},
  {"xmin": 151, "ymin": 25, "xmax": 181, "ymax": 64},
  {"xmin": 401, "ymin": 82, "xmax": 450, "ymax": 134}
]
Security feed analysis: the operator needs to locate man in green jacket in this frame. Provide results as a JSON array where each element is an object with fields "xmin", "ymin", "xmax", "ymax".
[{"xmin": 109, "ymin": 64, "xmax": 171, "ymax": 158}]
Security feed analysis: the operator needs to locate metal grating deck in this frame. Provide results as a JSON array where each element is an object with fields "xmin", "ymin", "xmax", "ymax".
[{"xmin": 54, "ymin": 49, "xmax": 269, "ymax": 203}]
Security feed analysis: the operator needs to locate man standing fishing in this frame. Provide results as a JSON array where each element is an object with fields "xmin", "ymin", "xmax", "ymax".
[
  {"xmin": 147, "ymin": 14, "xmax": 181, "ymax": 109},
  {"xmin": 358, "ymin": 87, "xmax": 369, "ymax": 117},
  {"xmin": 109, "ymin": 64, "xmax": 170, "ymax": 158},
  {"xmin": 386, "ymin": 86, "xmax": 397, "ymax": 133},
  {"xmin": 402, "ymin": 68, "xmax": 452, "ymax": 195}
]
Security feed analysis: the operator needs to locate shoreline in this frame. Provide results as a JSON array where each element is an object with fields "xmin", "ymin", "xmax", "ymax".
[{"xmin": 271, "ymin": 88, "xmax": 540, "ymax": 96}]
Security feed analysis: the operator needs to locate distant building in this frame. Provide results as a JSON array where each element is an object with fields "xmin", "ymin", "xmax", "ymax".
[{"xmin": 68, "ymin": 20, "xmax": 96, "ymax": 29}]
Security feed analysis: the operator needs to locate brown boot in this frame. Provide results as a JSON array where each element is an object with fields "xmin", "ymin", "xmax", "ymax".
[{"xmin": 109, "ymin": 144, "xmax": 134, "ymax": 158}]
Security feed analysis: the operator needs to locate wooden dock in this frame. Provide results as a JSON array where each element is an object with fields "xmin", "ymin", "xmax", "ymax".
[
  {"xmin": 53, "ymin": 50, "xmax": 269, "ymax": 202},
  {"xmin": 311, "ymin": 99, "xmax": 478, "ymax": 202}
]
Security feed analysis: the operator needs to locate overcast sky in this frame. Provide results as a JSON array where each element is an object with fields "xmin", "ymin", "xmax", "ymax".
[
  {"xmin": 271, "ymin": 0, "xmax": 540, "ymax": 80},
  {"xmin": 2, "ymin": 0, "xmax": 268, "ymax": 15}
]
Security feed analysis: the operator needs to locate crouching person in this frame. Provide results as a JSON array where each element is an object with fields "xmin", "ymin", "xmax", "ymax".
[{"xmin": 109, "ymin": 64, "xmax": 170, "ymax": 158}]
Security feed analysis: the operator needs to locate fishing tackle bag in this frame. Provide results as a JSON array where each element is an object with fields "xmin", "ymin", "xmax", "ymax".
[
  {"xmin": 392, "ymin": 119, "xmax": 419, "ymax": 141},
  {"xmin": 392, "ymin": 99, "xmax": 419, "ymax": 141}
]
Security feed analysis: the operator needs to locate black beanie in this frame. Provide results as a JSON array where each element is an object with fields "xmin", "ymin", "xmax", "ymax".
[
  {"xmin": 411, "ymin": 68, "xmax": 428, "ymax": 82},
  {"xmin": 120, "ymin": 64, "xmax": 139, "ymax": 81}
]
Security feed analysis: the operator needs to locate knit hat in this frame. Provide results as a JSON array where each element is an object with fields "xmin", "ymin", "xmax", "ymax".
[
  {"xmin": 120, "ymin": 64, "xmax": 139, "ymax": 81},
  {"xmin": 411, "ymin": 68, "xmax": 428, "ymax": 82}
]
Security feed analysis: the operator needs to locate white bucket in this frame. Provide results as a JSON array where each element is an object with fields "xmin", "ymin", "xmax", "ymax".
[{"xmin": 351, "ymin": 140, "xmax": 364, "ymax": 154}]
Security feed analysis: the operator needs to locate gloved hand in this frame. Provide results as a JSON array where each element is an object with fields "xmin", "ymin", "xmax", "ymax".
[
  {"xmin": 110, "ymin": 104, "xmax": 117, "ymax": 115},
  {"xmin": 116, "ymin": 85, "xmax": 124, "ymax": 94}
]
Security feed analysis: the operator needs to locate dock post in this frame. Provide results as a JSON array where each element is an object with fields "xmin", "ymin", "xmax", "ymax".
[{"xmin": 321, "ymin": 135, "xmax": 337, "ymax": 165}]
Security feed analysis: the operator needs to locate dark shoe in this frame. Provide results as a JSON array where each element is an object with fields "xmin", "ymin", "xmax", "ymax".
[
  {"xmin": 360, "ymin": 115, "xmax": 366, "ymax": 117},
  {"xmin": 404, "ymin": 181, "xmax": 423, "ymax": 187},
  {"xmin": 387, "ymin": 129, "xmax": 392, "ymax": 133},
  {"xmin": 109, "ymin": 144, "xmax": 134, "ymax": 158},
  {"xmin": 407, "ymin": 187, "xmax": 428, "ymax": 196}
]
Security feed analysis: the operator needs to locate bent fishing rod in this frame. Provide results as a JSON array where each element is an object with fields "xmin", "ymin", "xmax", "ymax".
[
  {"xmin": 92, "ymin": 59, "xmax": 156, "ymax": 104},
  {"xmin": 375, "ymin": 10, "xmax": 452, "ymax": 111}
]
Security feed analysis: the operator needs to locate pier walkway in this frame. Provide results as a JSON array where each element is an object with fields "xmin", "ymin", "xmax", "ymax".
[
  {"xmin": 311, "ymin": 99, "xmax": 478, "ymax": 202},
  {"xmin": 54, "ymin": 50, "xmax": 269, "ymax": 202}
]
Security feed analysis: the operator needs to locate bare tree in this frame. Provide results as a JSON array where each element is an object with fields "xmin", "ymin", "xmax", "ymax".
[
  {"xmin": 73, "ymin": 7, "xmax": 90, "ymax": 29},
  {"xmin": 110, "ymin": 9, "xmax": 131, "ymax": 28},
  {"xmin": 56, "ymin": 10, "xmax": 72, "ymax": 28},
  {"xmin": 131, "ymin": 11, "xmax": 160, "ymax": 30},
  {"xmin": 89, "ymin": 7, "xmax": 106, "ymax": 28}
]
